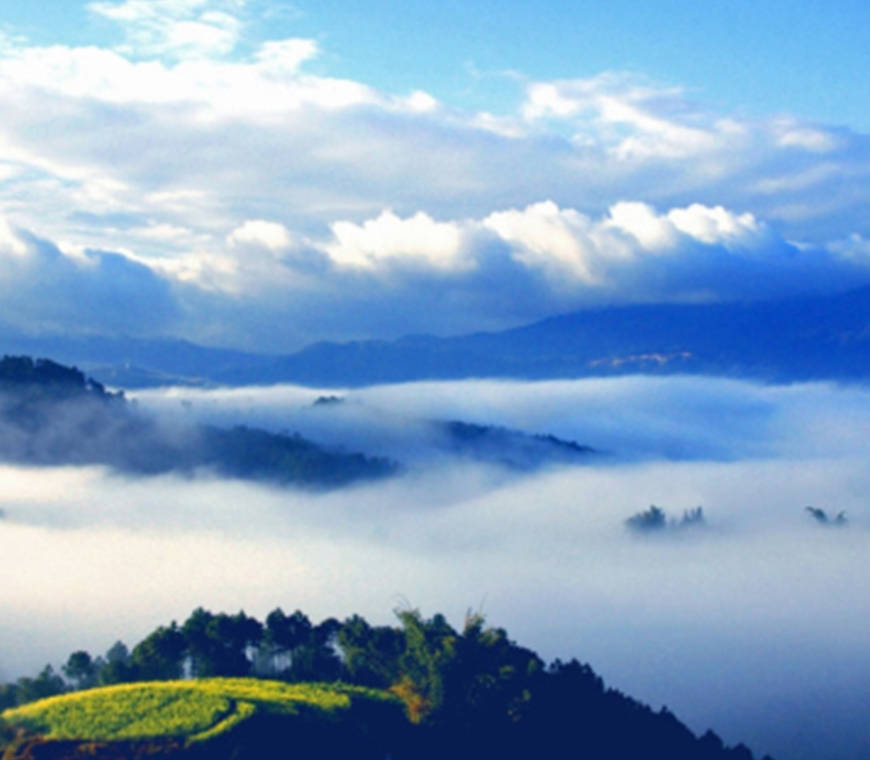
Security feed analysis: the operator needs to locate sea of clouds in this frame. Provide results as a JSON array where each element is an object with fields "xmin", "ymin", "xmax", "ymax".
[{"xmin": 1, "ymin": 375, "xmax": 869, "ymax": 760}]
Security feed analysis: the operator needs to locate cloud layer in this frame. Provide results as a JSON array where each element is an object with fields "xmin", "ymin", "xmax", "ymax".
[
  {"xmin": 2, "ymin": 376, "xmax": 870, "ymax": 760},
  {"xmin": 1, "ymin": 3, "xmax": 870, "ymax": 348}
]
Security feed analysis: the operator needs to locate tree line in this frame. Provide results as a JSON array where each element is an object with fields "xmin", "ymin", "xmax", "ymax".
[{"xmin": 0, "ymin": 606, "xmax": 771, "ymax": 760}]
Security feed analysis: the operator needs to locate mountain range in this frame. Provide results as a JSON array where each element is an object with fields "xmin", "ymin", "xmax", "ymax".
[{"xmin": 2, "ymin": 285, "xmax": 869, "ymax": 388}]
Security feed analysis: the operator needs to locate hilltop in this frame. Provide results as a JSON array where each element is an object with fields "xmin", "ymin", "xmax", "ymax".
[{"xmin": 0, "ymin": 607, "xmax": 770, "ymax": 760}]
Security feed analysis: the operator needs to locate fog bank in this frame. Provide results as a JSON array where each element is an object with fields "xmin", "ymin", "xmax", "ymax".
[{"xmin": 2, "ymin": 376, "xmax": 870, "ymax": 760}]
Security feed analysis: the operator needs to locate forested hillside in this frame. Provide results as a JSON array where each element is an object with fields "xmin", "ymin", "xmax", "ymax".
[
  {"xmin": 0, "ymin": 355, "xmax": 395, "ymax": 486},
  {"xmin": 0, "ymin": 607, "xmax": 770, "ymax": 760}
]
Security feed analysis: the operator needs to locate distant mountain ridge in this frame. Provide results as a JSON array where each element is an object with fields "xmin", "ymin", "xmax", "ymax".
[
  {"xmin": 216, "ymin": 284, "xmax": 870, "ymax": 386},
  {"xmin": 3, "ymin": 284, "xmax": 870, "ymax": 387}
]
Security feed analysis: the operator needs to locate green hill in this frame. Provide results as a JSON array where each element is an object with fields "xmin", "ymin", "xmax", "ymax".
[{"xmin": 0, "ymin": 607, "xmax": 772, "ymax": 760}]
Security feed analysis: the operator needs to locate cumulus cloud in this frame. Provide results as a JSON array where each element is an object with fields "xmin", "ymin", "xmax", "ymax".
[
  {"xmin": 227, "ymin": 219, "xmax": 292, "ymax": 252},
  {"xmin": 325, "ymin": 210, "xmax": 470, "ymax": 272},
  {"xmin": 3, "ymin": 192, "xmax": 870, "ymax": 350},
  {"xmin": 474, "ymin": 200, "xmax": 855, "ymax": 301},
  {"xmin": 0, "ymin": 219, "xmax": 178, "ymax": 334},
  {"xmin": 0, "ymin": 14, "xmax": 869, "ymax": 346},
  {"xmin": 483, "ymin": 201, "xmax": 613, "ymax": 285}
]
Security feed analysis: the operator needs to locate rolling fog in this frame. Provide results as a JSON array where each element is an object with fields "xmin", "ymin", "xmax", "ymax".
[{"xmin": 2, "ymin": 376, "xmax": 870, "ymax": 760}]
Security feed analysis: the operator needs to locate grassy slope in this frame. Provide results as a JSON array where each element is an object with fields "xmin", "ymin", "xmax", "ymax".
[{"xmin": 1, "ymin": 679, "xmax": 401, "ymax": 745}]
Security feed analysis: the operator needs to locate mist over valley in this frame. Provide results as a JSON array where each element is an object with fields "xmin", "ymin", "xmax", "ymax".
[{"xmin": 2, "ymin": 373, "xmax": 869, "ymax": 760}]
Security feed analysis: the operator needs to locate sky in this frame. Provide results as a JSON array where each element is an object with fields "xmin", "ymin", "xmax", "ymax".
[{"xmin": 0, "ymin": 1, "xmax": 869, "ymax": 349}]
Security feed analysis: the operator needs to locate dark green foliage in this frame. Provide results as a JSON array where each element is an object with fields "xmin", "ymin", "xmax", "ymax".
[
  {"xmin": 264, "ymin": 608, "xmax": 312, "ymax": 654},
  {"xmin": 0, "ymin": 683, "xmax": 18, "ymax": 711},
  {"xmin": 10, "ymin": 665, "xmax": 65, "ymax": 705},
  {"xmin": 99, "ymin": 642, "xmax": 134, "ymax": 686},
  {"xmin": 130, "ymin": 624, "xmax": 186, "ymax": 681},
  {"xmin": 281, "ymin": 618, "xmax": 343, "ymax": 682},
  {"xmin": 2, "ymin": 606, "xmax": 770, "ymax": 760},
  {"xmin": 62, "ymin": 651, "xmax": 97, "ymax": 691},
  {"xmin": 337, "ymin": 614, "xmax": 404, "ymax": 687},
  {"xmin": 181, "ymin": 609, "xmax": 262, "ymax": 678},
  {"xmin": 258, "ymin": 608, "xmax": 330, "ymax": 680}
]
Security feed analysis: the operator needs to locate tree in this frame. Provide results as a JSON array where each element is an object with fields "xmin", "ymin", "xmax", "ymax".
[
  {"xmin": 130, "ymin": 623, "xmax": 185, "ymax": 680},
  {"xmin": 337, "ymin": 615, "xmax": 404, "ymax": 687},
  {"xmin": 626, "ymin": 505, "xmax": 667, "ymax": 532},
  {"xmin": 62, "ymin": 650, "xmax": 97, "ymax": 690},
  {"xmin": 182, "ymin": 608, "xmax": 262, "ymax": 677},
  {"xmin": 14, "ymin": 665, "xmax": 65, "ymax": 704},
  {"xmin": 395, "ymin": 609, "xmax": 459, "ymax": 722},
  {"xmin": 0, "ymin": 683, "xmax": 18, "ymax": 711},
  {"xmin": 284, "ymin": 618, "xmax": 342, "ymax": 682},
  {"xmin": 98, "ymin": 641, "xmax": 133, "ymax": 685}
]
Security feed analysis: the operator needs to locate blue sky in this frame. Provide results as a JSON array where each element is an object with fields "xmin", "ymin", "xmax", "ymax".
[
  {"xmin": 7, "ymin": 1, "xmax": 870, "ymax": 127},
  {"xmin": 0, "ymin": 0, "xmax": 869, "ymax": 350},
  {"xmin": 293, "ymin": 0, "xmax": 870, "ymax": 129}
]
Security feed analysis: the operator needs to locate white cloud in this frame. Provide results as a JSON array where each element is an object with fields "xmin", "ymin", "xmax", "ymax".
[
  {"xmin": 480, "ymin": 200, "xmax": 775, "ymax": 287},
  {"xmin": 774, "ymin": 118, "xmax": 840, "ymax": 153},
  {"xmin": 4, "ymin": 192, "xmax": 868, "ymax": 351},
  {"xmin": 325, "ymin": 210, "xmax": 470, "ymax": 272},
  {"xmin": 0, "ymin": 40, "xmax": 366, "ymax": 114},
  {"xmin": 606, "ymin": 201, "xmax": 679, "ymax": 250},
  {"xmin": 483, "ymin": 201, "xmax": 611, "ymax": 284},
  {"xmin": 666, "ymin": 203, "xmax": 768, "ymax": 248},
  {"xmin": 227, "ymin": 219, "xmax": 293, "ymax": 252},
  {"xmin": 88, "ymin": 0, "xmax": 244, "ymax": 59},
  {"xmin": 404, "ymin": 90, "xmax": 439, "ymax": 113},
  {"xmin": 0, "ymin": 24, "xmax": 867, "ymax": 347},
  {"xmin": 88, "ymin": 0, "xmax": 212, "ymax": 22},
  {"xmin": 254, "ymin": 38, "xmax": 319, "ymax": 74},
  {"xmin": 0, "ymin": 36, "xmax": 867, "ymax": 270},
  {"xmin": 522, "ymin": 73, "xmax": 723, "ymax": 160},
  {"xmin": 523, "ymin": 81, "xmax": 583, "ymax": 120}
]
